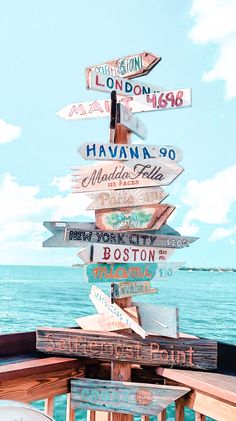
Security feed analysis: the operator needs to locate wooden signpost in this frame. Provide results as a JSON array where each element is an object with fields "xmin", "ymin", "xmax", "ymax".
[
  {"xmin": 36, "ymin": 327, "xmax": 218, "ymax": 370},
  {"xmin": 71, "ymin": 378, "xmax": 190, "ymax": 416},
  {"xmin": 117, "ymin": 103, "xmax": 147, "ymax": 139},
  {"xmin": 78, "ymin": 244, "xmax": 175, "ymax": 264},
  {"xmin": 56, "ymin": 88, "xmax": 192, "ymax": 120},
  {"xmin": 79, "ymin": 143, "xmax": 183, "ymax": 162},
  {"xmin": 88, "ymin": 71, "xmax": 162, "ymax": 97},
  {"xmin": 85, "ymin": 263, "xmax": 157, "ymax": 284},
  {"xmin": 95, "ymin": 204, "xmax": 175, "ymax": 231},
  {"xmin": 89, "ymin": 286, "xmax": 147, "ymax": 338},
  {"xmin": 85, "ymin": 52, "xmax": 161, "ymax": 80},
  {"xmin": 43, "ymin": 221, "xmax": 198, "ymax": 248},
  {"xmin": 111, "ymin": 281, "xmax": 157, "ymax": 298},
  {"xmin": 86, "ymin": 187, "xmax": 168, "ymax": 210},
  {"xmin": 133, "ymin": 303, "xmax": 179, "ymax": 338},
  {"xmin": 75, "ymin": 306, "xmax": 138, "ymax": 332},
  {"xmin": 72, "ymin": 158, "xmax": 184, "ymax": 192}
]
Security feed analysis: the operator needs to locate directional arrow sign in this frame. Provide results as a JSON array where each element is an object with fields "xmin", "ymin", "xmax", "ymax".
[
  {"xmin": 90, "ymin": 285, "xmax": 147, "ymax": 338},
  {"xmin": 78, "ymin": 244, "xmax": 175, "ymax": 264},
  {"xmin": 79, "ymin": 143, "xmax": 182, "ymax": 162},
  {"xmin": 75, "ymin": 306, "xmax": 138, "ymax": 332},
  {"xmin": 71, "ymin": 378, "xmax": 190, "ymax": 416},
  {"xmin": 88, "ymin": 71, "xmax": 162, "ymax": 97},
  {"xmin": 86, "ymin": 187, "xmax": 168, "ymax": 210},
  {"xmin": 85, "ymin": 263, "xmax": 157, "ymax": 284},
  {"xmin": 112, "ymin": 281, "xmax": 157, "ymax": 299},
  {"xmin": 85, "ymin": 52, "xmax": 161, "ymax": 80},
  {"xmin": 72, "ymin": 158, "xmax": 184, "ymax": 192},
  {"xmin": 56, "ymin": 88, "xmax": 192, "ymax": 120},
  {"xmin": 95, "ymin": 204, "xmax": 175, "ymax": 231},
  {"xmin": 117, "ymin": 103, "xmax": 147, "ymax": 139},
  {"xmin": 43, "ymin": 221, "xmax": 198, "ymax": 249}
]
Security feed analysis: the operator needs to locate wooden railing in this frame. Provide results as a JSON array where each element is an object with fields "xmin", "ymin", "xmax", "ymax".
[{"xmin": 0, "ymin": 331, "xmax": 235, "ymax": 420}]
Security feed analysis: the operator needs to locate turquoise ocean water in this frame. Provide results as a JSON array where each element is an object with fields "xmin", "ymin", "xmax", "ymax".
[{"xmin": 0, "ymin": 265, "xmax": 235, "ymax": 420}]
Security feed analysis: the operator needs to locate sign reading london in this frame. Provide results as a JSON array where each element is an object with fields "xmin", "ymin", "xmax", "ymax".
[
  {"xmin": 86, "ymin": 51, "xmax": 161, "ymax": 79},
  {"xmin": 72, "ymin": 159, "xmax": 184, "ymax": 192},
  {"xmin": 57, "ymin": 88, "xmax": 192, "ymax": 120}
]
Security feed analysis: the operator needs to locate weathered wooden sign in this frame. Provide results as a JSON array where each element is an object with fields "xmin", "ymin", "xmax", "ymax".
[
  {"xmin": 157, "ymin": 262, "xmax": 184, "ymax": 279},
  {"xmin": 86, "ymin": 52, "xmax": 161, "ymax": 80},
  {"xmin": 95, "ymin": 204, "xmax": 175, "ymax": 231},
  {"xmin": 0, "ymin": 401, "xmax": 54, "ymax": 421},
  {"xmin": 71, "ymin": 378, "xmax": 190, "ymax": 416},
  {"xmin": 88, "ymin": 71, "xmax": 162, "ymax": 98},
  {"xmin": 133, "ymin": 303, "xmax": 179, "ymax": 338},
  {"xmin": 89, "ymin": 286, "xmax": 147, "ymax": 338},
  {"xmin": 56, "ymin": 88, "xmax": 192, "ymax": 120},
  {"xmin": 85, "ymin": 263, "xmax": 157, "ymax": 284},
  {"xmin": 117, "ymin": 103, "xmax": 147, "ymax": 139},
  {"xmin": 75, "ymin": 306, "xmax": 138, "ymax": 332},
  {"xmin": 43, "ymin": 221, "xmax": 197, "ymax": 249},
  {"xmin": 78, "ymin": 244, "xmax": 175, "ymax": 264},
  {"xmin": 79, "ymin": 143, "xmax": 182, "ymax": 162},
  {"xmin": 72, "ymin": 158, "xmax": 184, "ymax": 192},
  {"xmin": 112, "ymin": 281, "xmax": 157, "ymax": 299},
  {"xmin": 36, "ymin": 327, "xmax": 218, "ymax": 370},
  {"xmin": 86, "ymin": 187, "xmax": 168, "ymax": 210}
]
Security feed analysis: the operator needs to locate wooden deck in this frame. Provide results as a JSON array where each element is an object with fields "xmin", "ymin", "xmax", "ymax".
[{"xmin": 0, "ymin": 331, "xmax": 235, "ymax": 420}]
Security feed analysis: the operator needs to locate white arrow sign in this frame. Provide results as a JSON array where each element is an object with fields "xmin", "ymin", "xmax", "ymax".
[
  {"xmin": 88, "ymin": 71, "xmax": 162, "ymax": 97},
  {"xmin": 72, "ymin": 158, "xmax": 184, "ymax": 193},
  {"xmin": 56, "ymin": 88, "xmax": 192, "ymax": 120},
  {"xmin": 79, "ymin": 143, "xmax": 182, "ymax": 162},
  {"xmin": 78, "ymin": 244, "xmax": 175, "ymax": 264},
  {"xmin": 89, "ymin": 285, "xmax": 147, "ymax": 339}
]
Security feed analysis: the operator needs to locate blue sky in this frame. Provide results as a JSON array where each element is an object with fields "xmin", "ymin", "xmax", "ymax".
[{"xmin": 0, "ymin": 0, "xmax": 236, "ymax": 267}]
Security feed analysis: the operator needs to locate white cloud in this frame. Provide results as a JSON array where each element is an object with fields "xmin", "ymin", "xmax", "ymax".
[
  {"xmin": 0, "ymin": 173, "xmax": 91, "ymax": 253},
  {"xmin": 189, "ymin": 0, "xmax": 236, "ymax": 98},
  {"xmin": 0, "ymin": 119, "xmax": 22, "ymax": 144},
  {"xmin": 50, "ymin": 174, "xmax": 71, "ymax": 192},
  {"xmin": 209, "ymin": 225, "xmax": 236, "ymax": 241},
  {"xmin": 178, "ymin": 164, "xmax": 236, "ymax": 235}
]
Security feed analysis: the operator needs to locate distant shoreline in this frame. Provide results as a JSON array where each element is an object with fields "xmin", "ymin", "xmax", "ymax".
[{"xmin": 72, "ymin": 264, "xmax": 236, "ymax": 272}]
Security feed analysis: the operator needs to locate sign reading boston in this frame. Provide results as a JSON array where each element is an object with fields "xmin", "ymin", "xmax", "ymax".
[{"xmin": 72, "ymin": 159, "xmax": 183, "ymax": 192}]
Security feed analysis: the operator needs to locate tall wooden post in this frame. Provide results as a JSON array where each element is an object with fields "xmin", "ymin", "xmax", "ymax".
[{"xmin": 111, "ymin": 92, "xmax": 133, "ymax": 421}]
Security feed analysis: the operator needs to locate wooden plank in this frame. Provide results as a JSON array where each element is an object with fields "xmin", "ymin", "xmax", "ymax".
[
  {"xmin": 66, "ymin": 393, "xmax": 75, "ymax": 421},
  {"xmin": 133, "ymin": 303, "xmax": 179, "ymax": 338},
  {"xmin": 85, "ymin": 263, "xmax": 157, "ymax": 284},
  {"xmin": 71, "ymin": 378, "xmax": 190, "ymax": 416},
  {"xmin": 89, "ymin": 285, "xmax": 147, "ymax": 339},
  {"xmin": 0, "ymin": 331, "xmax": 36, "ymax": 356},
  {"xmin": 85, "ymin": 52, "xmax": 161, "ymax": 80},
  {"xmin": 72, "ymin": 158, "xmax": 184, "ymax": 193},
  {"xmin": 157, "ymin": 410, "xmax": 166, "ymax": 421},
  {"xmin": 175, "ymin": 399, "xmax": 185, "ymax": 421},
  {"xmin": 57, "ymin": 89, "xmax": 192, "ymax": 120},
  {"xmin": 75, "ymin": 307, "xmax": 138, "ymax": 332},
  {"xmin": 79, "ymin": 143, "xmax": 182, "ymax": 162},
  {"xmin": 117, "ymin": 104, "xmax": 146, "ymax": 139},
  {"xmin": 88, "ymin": 71, "xmax": 161, "ymax": 97},
  {"xmin": 95, "ymin": 204, "xmax": 175, "ymax": 231},
  {"xmin": 78, "ymin": 244, "xmax": 175, "ymax": 264},
  {"xmin": 112, "ymin": 282, "xmax": 157, "ymax": 299},
  {"xmin": 44, "ymin": 221, "xmax": 197, "ymax": 249},
  {"xmin": 195, "ymin": 413, "xmax": 206, "ymax": 421},
  {"xmin": 156, "ymin": 368, "xmax": 236, "ymax": 404},
  {"xmin": 185, "ymin": 390, "xmax": 236, "ymax": 421},
  {"xmin": 36, "ymin": 327, "xmax": 218, "ymax": 370},
  {"xmin": 44, "ymin": 397, "xmax": 54, "ymax": 417},
  {"xmin": 0, "ymin": 402, "xmax": 54, "ymax": 420}
]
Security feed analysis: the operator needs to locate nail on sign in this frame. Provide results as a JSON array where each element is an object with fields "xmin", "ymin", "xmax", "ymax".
[
  {"xmin": 78, "ymin": 244, "xmax": 175, "ymax": 264},
  {"xmin": 79, "ymin": 143, "xmax": 182, "ymax": 162},
  {"xmin": 56, "ymin": 88, "xmax": 192, "ymax": 120},
  {"xmin": 85, "ymin": 52, "xmax": 161, "ymax": 79}
]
